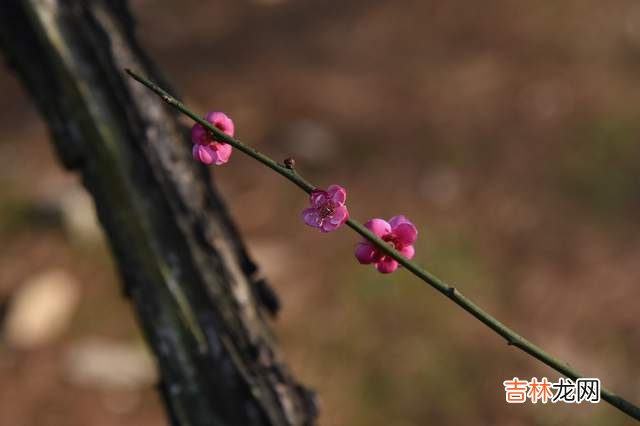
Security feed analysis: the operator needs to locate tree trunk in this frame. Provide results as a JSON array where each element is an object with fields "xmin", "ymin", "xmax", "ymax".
[{"xmin": 0, "ymin": 1, "xmax": 317, "ymax": 425}]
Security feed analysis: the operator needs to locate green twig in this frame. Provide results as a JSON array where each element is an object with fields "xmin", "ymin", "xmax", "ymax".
[{"xmin": 125, "ymin": 68, "xmax": 640, "ymax": 422}]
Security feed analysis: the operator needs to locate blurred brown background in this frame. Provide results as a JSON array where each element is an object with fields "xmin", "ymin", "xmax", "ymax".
[{"xmin": 1, "ymin": 0, "xmax": 639, "ymax": 425}]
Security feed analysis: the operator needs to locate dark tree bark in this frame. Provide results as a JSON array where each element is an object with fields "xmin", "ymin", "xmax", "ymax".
[{"xmin": 0, "ymin": 1, "xmax": 317, "ymax": 425}]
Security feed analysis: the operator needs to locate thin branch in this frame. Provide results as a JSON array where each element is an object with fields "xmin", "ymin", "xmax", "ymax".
[{"xmin": 126, "ymin": 68, "xmax": 640, "ymax": 422}]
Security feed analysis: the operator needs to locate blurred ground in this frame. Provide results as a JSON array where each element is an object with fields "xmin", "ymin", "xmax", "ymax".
[{"xmin": 1, "ymin": 0, "xmax": 639, "ymax": 425}]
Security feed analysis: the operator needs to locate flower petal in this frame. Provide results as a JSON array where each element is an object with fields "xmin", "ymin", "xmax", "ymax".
[
  {"xmin": 191, "ymin": 123, "xmax": 209, "ymax": 145},
  {"xmin": 364, "ymin": 218, "xmax": 391, "ymax": 237},
  {"xmin": 355, "ymin": 243, "xmax": 376, "ymax": 264},
  {"xmin": 309, "ymin": 189, "xmax": 329, "ymax": 209},
  {"xmin": 204, "ymin": 111, "xmax": 235, "ymax": 137},
  {"xmin": 321, "ymin": 220, "xmax": 339, "ymax": 233},
  {"xmin": 399, "ymin": 244, "xmax": 415, "ymax": 260},
  {"xmin": 376, "ymin": 258, "xmax": 398, "ymax": 273},
  {"xmin": 193, "ymin": 144, "xmax": 215, "ymax": 164},
  {"xmin": 327, "ymin": 184, "xmax": 347, "ymax": 206},
  {"xmin": 393, "ymin": 222, "xmax": 418, "ymax": 245},
  {"xmin": 302, "ymin": 208, "xmax": 321, "ymax": 228},
  {"xmin": 329, "ymin": 205, "xmax": 349, "ymax": 225},
  {"xmin": 213, "ymin": 143, "xmax": 232, "ymax": 165},
  {"xmin": 389, "ymin": 215, "xmax": 412, "ymax": 229}
]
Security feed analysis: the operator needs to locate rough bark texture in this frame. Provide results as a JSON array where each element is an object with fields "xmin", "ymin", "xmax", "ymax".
[{"xmin": 0, "ymin": 1, "xmax": 317, "ymax": 425}]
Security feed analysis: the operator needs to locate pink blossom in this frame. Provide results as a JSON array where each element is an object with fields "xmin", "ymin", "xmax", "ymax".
[
  {"xmin": 302, "ymin": 185, "xmax": 349, "ymax": 233},
  {"xmin": 355, "ymin": 215, "xmax": 418, "ymax": 273},
  {"xmin": 191, "ymin": 111, "xmax": 234, "ymax": 165}
]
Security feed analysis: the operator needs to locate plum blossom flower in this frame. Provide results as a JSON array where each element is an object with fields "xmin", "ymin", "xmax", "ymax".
[
  {"xmin": 302, "ymin": 185, "xmax": 349, "ymax": 233},
  {"xmin": 191, "ymin": 111, "xmax": 235, "ymax": 165},
  {"xmin": 355, "ymin": 215, "xmax": 418, "ymax": 273}
]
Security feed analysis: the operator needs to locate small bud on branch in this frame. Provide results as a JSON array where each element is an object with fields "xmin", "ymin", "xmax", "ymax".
[{"xmin": 284, "ymin": 157, "xmax": 296, "ymax": 169}]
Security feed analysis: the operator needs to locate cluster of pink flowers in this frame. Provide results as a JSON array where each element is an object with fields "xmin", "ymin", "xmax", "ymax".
[
  {"xmin": 301, "ymin": 185, "xmax": 349, "ymax": 233},
  {"xmin": 191, "ymin": 111, "xmax": 234, "ymax": 165},
  {"xmin": 355, "ymin": 216, "xmax": 417, "ymax": 273},
  {"xmin": 303, "ymin": 189, "xmax": 417, "ymax": 273},
  {"xmin": 192, "ymin": 111, "xmax": 418, "ymax": 274}
]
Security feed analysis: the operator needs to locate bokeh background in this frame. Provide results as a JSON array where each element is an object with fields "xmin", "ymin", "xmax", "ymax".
[{"xmin": 1, "ymin": 1, "xmax": 639, "ymax": 425}]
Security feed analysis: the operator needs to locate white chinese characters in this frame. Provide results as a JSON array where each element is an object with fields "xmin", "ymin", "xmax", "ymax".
[{"xmin": 503, "ymin": 377, "xmax": 600, "ymax": 404}]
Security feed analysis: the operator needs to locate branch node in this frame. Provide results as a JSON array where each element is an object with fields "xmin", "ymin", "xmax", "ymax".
[{"xmin": 284, "ymin": 157, "xmax": 296, "ymax": 169}]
